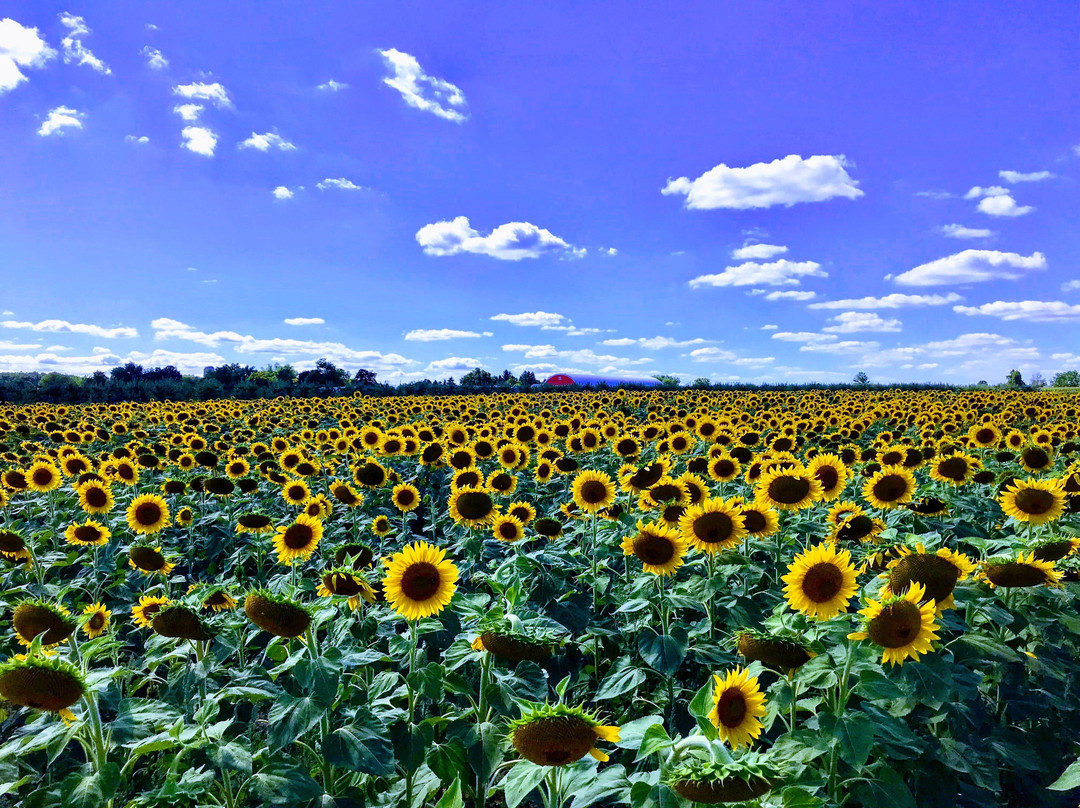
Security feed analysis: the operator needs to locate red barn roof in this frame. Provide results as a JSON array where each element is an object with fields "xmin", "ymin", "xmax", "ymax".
[{"xmin": 545, "ymin": 374, "xmax": 575, "ymax": 386}]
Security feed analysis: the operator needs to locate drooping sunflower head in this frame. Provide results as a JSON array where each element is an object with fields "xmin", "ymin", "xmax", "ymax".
[
  {"xmin": 244, "ymin": 590, "xmax": 312, "ymax": 637},
  {"xmin": 331, "ymin": 481, "xmax": 364, "ymax": 508},
  {"xmin": 782, "ymin": 542, "xmax": 859, "ymax": 621},
  {"xmin": 382, "ymin": 541, "xmax": 458, "ymax": 620},
  {"xmin": 12, "ymin": 599, "xmax": 75, "ymax": 647},
  {"xmin": 534, "ymin": 517, "xmax": 565, "ymax": 540},
  {"xmin": 0, "ymin": 656, "xmax": 85, "ymax": 719},
  {"xmin": 334, "ymin": 543, "xmax": 375, "ymax": 568},
  {"xmin": 1029, "ymin": 537, "xmax": 1080, "ymax": 563},
  {"xmin": 508, "ymin": 702, "xmax": 619, "ymax": 765},
  {"xmin": 128, "ymin": 543, "xmax": 175, "ymax": 576},
  {"xmin": 885, "ymin": 543, "xmax": 974, "ymax": 608},
  {"xmin": 678, "ymin": 498, "xmax": 747, "ymax": 554},
  {"xmin": 152, "ymin": 604, "xmax": 215, "ymax": 641},
  {"xmin": 571, "ymin": 470, "xmax": 617, "ymax": 514},
  {"xmin": 235, "ymin": 512, "xmax": 274, "ymax": 534},
  {"xmin": 621, "ymin": 520, "xmax": 687, "ymax": 576},
  {"xmin": 708, "ymin": 667, "xmax": 767, "ymax": 750},
  {"xmin": 317, "ymin": 567, "xmax": 376, "ymax": 608},
  {"xmin": 980, "ymin": 552, "xmax": 1061, "ymax": 589},
  {"xmin": 848, "ymin": 582, "xmax": 940, "ymax": 666},
  {"xmin": 125, "ymin": 494, "xmax": 171, "ymax": 535},
  {"xmin": 735, "ymin": 628, "xmax": 814, "ymax": 673},
  {"xmin": 666, "ymin": 751, "xmax": 782, "ymax": 804},
  {"xmin": 448, "ymin": 487, "xmax": 499, "ymax": 528},
  {"xmin": 755, "ymin": 466, "xmax": 822, "ymax": 511},
  {"xmin": 0, "ymin": 529, "xmax": 28, "ymax": 561},
  {"xmin": 473, "ymin": 619, "xmax": 558, "ymax": 663},
  {"xmin": 905, "ymin": 496, "xmax": 949, "ymax": 517},
  {"xmin": 193, "ymin": 585, "xmax": 238, "ymax": 612},
  {"xmin": 273, "ymin": 514, "xmax": 324, "ymax": 566},
  {"xmin": 862, "ymin": 466, "xmax": 917, "ymax": 510},
  {"xmin": 998, "ymin": 477, "xmax": 1066, "ymax": 525}
]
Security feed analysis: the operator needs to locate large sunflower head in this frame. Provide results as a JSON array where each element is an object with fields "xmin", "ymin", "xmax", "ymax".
[
  {"xmin": 862, "ymin": 466, "xmax": 917, "ymax": 510},
  {"xmin": 508, "ymin": 702, "xmax": 619, "ymax": 765},
  {"xmin": 12, "ymin": 599, "xmax": 75, "ymax": 647},
  {"xmin": 980, "ymin": 552, "xmax": 1061, "ymax": 589},
  {"xmin": 571, "ymin": 470, "xmax": 617, "ymax": 514},
  {"xmin": 734, "ymin": 499, "xmax": 780, "ymax": 538},
  {"xmin": 382, "ymin": 541, "xmax": 458, "ymax": 620},
  {"xmin": 473, "ymin": 619, "xmax": 558, "ymax": 663},
  {"xmin": 126, "ymin": 494, "xmax": 171, "ymax": 535},
  {"xmin": 930, "ymin": 451, "xmax": 980, "ymax": 486},
  {"xmin": 782, "ymin": 543, "xmax": 859, "ymax": 621},
  {"xmin": 391, "ymin": 483, "xmax": 421, "ymax": 512},
  {"xmin": 128, "ymin": 543, "xmax": 176, "ymax": 576},
  {"xmin": 667, "ymin": 751, "xmax": 782, "ymax": 804},
  {"xmin": 26, "ymin": 460, "xmax": 62, "ymax": 493},
  {"xmin": 735, "ymin": 628, "xmax": 814, "ymax": 673},
  {"xmin": 0, "ymin": 656, "xmax": 85, "ymax": 721},
  {"xmin": 848, "ymin": 582, "xmax": 941, "ymax": 666},
  {"xmin": 64, "ymin": 519, "xmax": 111, "ymax": 547},
  {"xmin": 708, "ymin": 667, "xmax": 767, "ymax": 750},
  {"xmin": 491, "ymin": 513, "xmax": 526, "ymax": 543},
  {"xmin": 76, "ymin": 480, "xmax": 114, "ymax": 515},
  {"xmin": 807, "ymin": 454, "xmax": 850, "ymax": 501},
  {"xmin": 885, "ymin": 543, "xmax": 974, "ymax": 609},
  {"xmin": 755, "ymin": 467, "xmax": 822, "ymax": 511},
  {"xmin": 621, "ymin": 520, "xmax": 687, "ymax": 576},
  {"xmin": 235, "ymin": 512, "xmax": 274, "ymax": 535},
  {"xmin": 998, "ymin": 477, "xmax": 1066, "ymax": 525},
  {"xmin": 678, "ymin": 498, "xmax": 747, "ymax": 554},
  {"xmin": 152, "ymin": 604, "xmax": 215, "ymax": 641},
  {"xmin": 244, "ymin": 590, "xmax": 312, "ymax": 637},
  {"xmin": 273, "ymin": 514, "xmax": 324, "ymax": 566},
  {"xmin": 448, "ymin": 487, "xmax": 499, "ymax": 528}
]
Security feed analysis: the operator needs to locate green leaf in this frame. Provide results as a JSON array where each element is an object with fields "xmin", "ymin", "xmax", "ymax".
[
  {"xmin": 435, "ymin": 778, "xmax": 465, "ymax": 808},
  {"xmin": 850, "ymin": 765, "xmax": 916, "ymax": 808},
  {"xmin": 214, "ymin": 741, "xmax": 253, "ymax": 776},
  {"xmin": 636, "ymin": 723, "xmax": 674, "ymax": 760},
  {"xmin": 321, "ymin": 709, "xmax": 395, "ymax": 776},
  {"xmin": 856, "ymin": 668, "xmax": 906, "ymax": 701},
  {"xmin": 268, "ymin": 694, "xmax": 323, "ymax": 751},
  {"xmin": 818, "ymin": 710, "xmax": 875, "ymax": 769},
  {"xmin": 503, "ymin": 760, "xmax": 547, "ymax": 808},
  {"xmin": 294, "ymin": 648, "xmax": 343, "ymax": 704},
  {"xmin": 111, "ymin": 699, "xmax": 183, "ymax": 744},
  {"xmin": 596, "ymin": 658, "xmax": 648, "ymax": 701},
  {"xmin": 781, "ymin": 786, "xmax": 825, "ymax": 808},
  {"xmin": 248, "ymin": 762, "xmax": 323, "ymax": 805},
  {"xmin": 637, "ymin": 628, "xmax": 688, "ymax": 676},
  {"xmin": 1049, "ymin": 758, "xmax": 1080, "ymax": 791},
  {"xmin": 688, "ymin": 679, "xmax": 718, "ymax": 741},
  {"xmin": 629, "ymin": 781, "xmax": 682, "ymax": 808},
  {"xmin": 60, "ymin": 763, "xmax": 120, "ymax": 808},
  {"xmin": 567, "ymin": 762, "xmax": 630, "ymax": 808},
  {"xmin": 613, "ymin": 715, "xmax": 664, "ymax": 750}
]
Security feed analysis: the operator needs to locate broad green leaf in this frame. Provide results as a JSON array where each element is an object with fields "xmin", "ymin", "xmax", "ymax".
[
  {"xmin": 435, "ymin": 778, "xmax": 464, "ymax": 808},
  {"xmin": 629, "ymin": 781, "xmax": 681, "ymax": 808},
  {"xmin": 1049, "ymin": 758, "xmax": 1080, "ymax": 791},
  {"xmin": 850, "ymin": 765, "xmax": 916, "ymax": 808},
  {"xmin": 819, "ymin": 710, "xmax": 875, "ymax": 769},
  {"xmin": 111, "ymin": 699, "xmax": 183, "ymax": 744},
  {"xmin": 60, "ymin": 763, "xmax": 120, "ymax": 808},
  {"xmin": 321, "ymin": 709, "xmax": 395, "ymax": 776},
  {"xmin": 637, "ymin": 628, "xmax": 688, "ymax": 676},
  {"xmin": 503, "ymin": 760, "xmax": 547, "ymax": 808},
  {"xmin": 596, "ymin": 658, "xmax": 648, "ymax": 701},
  {"xmin": 636, "ymin": 723, "xmax": 674, "ymax": 760},
  {"xmin": 248, "ymin": 762, "xmax": 323, "ymax": 805},
  {"xmin": 267, "ymin": 694, "xmax": 324, "ymax": 751}
]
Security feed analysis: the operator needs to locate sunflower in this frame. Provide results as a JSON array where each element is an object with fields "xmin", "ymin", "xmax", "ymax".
[
  {"xmin": 884, "ymin": 543, "xmax": 974, "ymax": 611},
  {"xmin": 782, "ymin": 543, "xmax": 859, "ymax": 620},
  {"xmin": 281, "ymin": 478, "xmax": 311, "ymax": 506},
  {"xmin": 303, "ymin": 494, "xmax": 332, "ymax": 520},
  {"xmin": 392, "ymin": 483, "xmax": 421, "ymax": 512},
  {"xmin": 318, "ymin": 568, "xmax": 376, "ymax": 610},
  {"xmin": 331, "ymin": 481, "xmax": 364, "ymax": 508},
  {"xmin": 153, "ymin": 605, "xmax": 214, "ymax": 641},
  {"xmin": 637, "ymin": 478, "xmax": 689, "ymax": 510},
  {"xmin": 76, "ymin": 480, "xmax": 114, "ymax": 515},
  {"xmin": 189, "ymin": 584, "xmax": 238, "ymax": 612},
  {"xmin": 0, "ymin": 529, "xmax": 29, "ymax": 563},
  {"xmin": 81, "ymin": 602, "xmax": 111, "ymax": 638},
  {"xmin": 848, "ymin": 583, "xmax": 940, "ymax": 666},
  {"xmin": 1030, "ymin": 537, "xmax": 1080, "ymax": 563},
  {"xmin": 806, "ymin": 454, "xmax": 850, "ymax": 501},
  {"xmin": 735, "ymin": 629, "xmax": 814, "ymax": 672},
  {"xmin": 1019, "ymin": 445, "xmax": 1054, "ymax": 474},
  {"xmin": 245, "ymin": 591, "xmax": 311, "ymax": 637},
  {"xmin": 448, "ymin": 487, "xmax": 499, "ymax": 528},
  {"xmin": 708, "ymin": 668, "xmax": 767, "ymax": 750},
  {"xmin": 570, "ymin": 470, "xmax": 617, "ymax": 514},
  {"xmin": 126, "ymin": 494, "xmax": 171, "ymax": 535},
  {"xmin": 980, "ymin": 552, "xmax": 1061, "ymax": 588},
  {"xmin": 371, "ymin": 514, "xmax": 393, "ymax": 537},
  {"xmin": 235, "ymin": 512, "xmax": 274, "ymax": 534},
  {"xmin": 667, "ymin": 752, "xmax": 780, "ymax": 804},
  {"xmin": 492, "ymin": 513, "xmax": 526, "ymax": 543},
  {"xmin": 64, "ymin": 519, "xmax": 111, "ymax": 547},
  {"xmin": 472, "ymin": 623, "xmax": 556, "ymax": 662},
  {"xmin": 930, "ymin": 451, "xmax": 980, "ymax": 486},
  {"xmin": 999, "ymin": 477, "xmax": 1066, "ymax": 525},
  {"xmin": 862, "ymin": 466, "xmax": 916, "ymax": 509},
  {"xmin": 128, "ymin": 544, "xmax": 175, "ymax": 576},
  {"xmin": 382, "ymin": 541, "xmax": 458, "ymax": 620},
  {"xmin": 621, "ymin": 520, "xmax": 687, "ymax": 576},
  {"xmin": 509, "ymin": 703, "xmax": 620, "ymax": 765},
  {"xmin": 273, "ymin": 514, "xmax": 324, "ymax": 566},
  {"xmin": 905, "ymin": 496, "xmax": 949, "ymax": 517},
  {"xmin": 176, "ymin": 506, "xmax": 194, "ymax": 526},
  {"xmin": 12, "ymin": 600, "xmax": 75, "ymax": 647},
  {"xmin": 334, "ymin": 543, "xmax": 375, "ymax": 568},
  {"xmin": 830, "ymin": 513, "xmax": 886, "ymax": 544},
  {"xmin": 735, "ymin": 500, "xmax": 780, "ymax": 539},
  {"xmin": 487, "ymin": 470, "xmax": 519, "ymax": 495},
  {"xmin": 755, "ymin": 467, "xmax": 822, "ymax": 511},
  {"xmin": 679, "ymin": 498, "xmax": 747, "ymax": 554},
  {"xmin": 534, "ymin": 517, "xmax": 564, "ymax": 540},
  {"xmin": 132, "ymin": 595, "xmax": 172, "ymax": 629},
  {"xmin": 25, "ymin": 460, "xmax": 62, "ymax": 493},
  {"xmin": 507, "ymin": 501, "xmax": 537, "ymax": 524},
  {"xmin": 0, "ymin": 656, "xmax": 85, "ymax": 723}
]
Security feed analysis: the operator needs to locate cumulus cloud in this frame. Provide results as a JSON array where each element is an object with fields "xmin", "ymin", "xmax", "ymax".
[
  {"xmin": 0, "ymin": 18, "xmax": 56, "ymax": 93},
  {"xmin": 893, "ymin": 250, "xmax": 1046, "ymax": 286},
  {"xmin": 173, "ymin": 103, "xmax": 203, "ymax": 121},
  {"xmin": 1063, "ymin": 280, "xmax": 1080, "ymax": 292},
  {"xmin": 272, "ymin": 186, "xmax": 294, "ymax": 200},
  {"xmin": 172, "ymin": 82, "xmax": 231, "ymax": 108},
  {"xmin": 2, "ymin": 319, "xmax": 137, "ymax": 338},
  {"xmin": 58, "ymin": 13, "xmax": 110, "ymax": 74},
  {"xmin": 240, "ymin": 132, "xmax": 296, "ymax": 151},
  {"xmin": 732, "ymin": 243, "xmax": 787, "ymax": 260},
  {"xmin": 940, "ymin": 224, "xmax": 993, "ymax": 239},
  {"xmin": 751, "ymin": 290, "xmax": 817, "ymax": 301},
  {"xmin": 822, "ymin": 311, "xmax": 902, "ymax": 333},
  {"xmin": 771, "ymin": 332, "xmax": 838, "ymax": 344},
  {"xmin": 283, "ymin": 317, "xmax": 324, "ymax": 326},
  {"xmin": 501, "ymin": 344, "xmax": 651, "ymax": 367},
  {"xmin": 490, "ymin": 312, "xmax": 565, "ymax": 328},
  {"xmin": 316, "ymin": 178, "xmax": 367, "ymax": 191},
  {"xmin": 125, "ymin": 134, "xmax": 149, "ymax": 144},
  {"xmin": 378, "ymin": 48, "xmax": 467, "ymax": 122},
  {"xmin": 317, "ymin": 78, "xmax": 347, "ymax": 91},
  {"xmin": 662, "ymin": 154, "xmax": 863, "ymax": 210},
  {"xmin": 38, "ymin": 105, "xmax": 84, "ymax": 136},
  {"xmin": 809, "ymin": 293, "xmax": 961, "ymax": 310},
  {"xmin": 999, "ymin": 170, "xmax": 1053, "ymax": 183},
  {"xmin": 405, "ymin": 328, "xmax": 493, "ymax": 341},
  {"xmin": 953, "ymin": 300, "xmax": 1080, "ymax": 322},
  {"xmin": 964, "ymin": 185, "xmax": 1033, "ymax": 217},
  {"xmin": 860, "ymin": 332, "xmax": 1039, "ymax": 370},
  {"xmin": 417, "ymin": 216, "xmax": 584, "ymax": 260},
  {"xmin": 689, "ymin": 347, "xmax": 774, "ymax": 365},
  {"xmin": 425, "ymin": 356, "xmax": 482, "ymax": 373},
  {"xmin": 0, "ymin": 349, "xmax": 225, "ymax": 375},
  {"xmin": 141, "ymin": 46, "xmax": 167, "ymax": 69},
  {"xmin": 761, "ymin": 324, "xmax": 778, "ymax": 330},
  {"xmin": 181, "ymin": 126, "xmax": 217, "ymax": 156},
  {"xmin": 689, "ymin": 259, "xmax": 825, "ymax": 288},
  {"xmin": 800, "ymin": 339, "xmax": 879, "ymax": 354},
  {"xmin": 601, "ymin": 336, "xmax": 710, "ymax": 350}
]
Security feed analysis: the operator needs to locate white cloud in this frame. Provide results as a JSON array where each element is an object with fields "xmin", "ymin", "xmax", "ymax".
[
  {"xmin": 125, "ymin": 134, "xmax": 149, "ymax": 144},
  {"xmin": 964, "ymin": 186, "xmax": 1009, "ymax": 199},
  {"xmin": 915, "ymin": 190, "xmax": 952, "ymax": 199},
  {"xmin": 172, "ymin": 82, "xmax": 231, "ymax": 107},
  {"xmin": 977, "ymin": 194, "xmax": 1032, "ymax": 217},
  {"xmin": 240, "ymin": 132, "xmax": 296, "ymax": 151},
  {"xmin": 173, "ymin": 103, "xmax": 203, "ymax": 121},
  {"xmin": 860, "ymin": 332, "xmax": 1040, "ymax": 370},
  {"xmin": 404, "ymin": 328, "xmax": 493, "ymax": 341},
  {"xmin": 940, "ymin": 224, "xmax": 993, "ymax": 239},
  {"xmin": 771, "ymin": 332, "xmax": 838, "ymax": 343},
  {"xmin": 0, "ymin": 349, "xmax": 224, "ymax": 375},
  {"xmin": 732, "ymin": 243, "xmax": 788, "ymax": 260},
  {"xmin": 58, "ymin": 13, "xmax": 110, "ymax": 74},
  {"xmin": 0, "ymin": 18, "xmax": 56, "ymax": 94},
  {"xmin": 894, "ymin": 250, "xmax": 1046, "ymax": 286},
  {"xmin": 317, "ymin": 78, "xmax": 347, "ymax": 91},
  {"xmin": 501, "ymin": 344, "xmax": 651, "ymax": 367},
  {"xmin": 601, "ymin": 336, "xmax": 709, "ymax": 349},
  {"xmin": 999, "ymin": 170, "xmax": 1053, "ymax": 183},
  {"xmin": 378, "ymin": 48, "xmax": 467, "ymax": 122},
  {"xmin": 953, "ymin": 300, "xmax": 1080, "ymax": 322},
  {"xmin": 2, "ymin": 319, "xmax": 137, "ymax": 338},
  {"xmin": 272, "ymin": 186, "xmax": 294, "ymax": 200},
  {"xmin": 1062, "ymin": 280, "xmax": 1080, "ymax": 292},
  {"xmin": 38, "ymin": 105, "xmax": 84, "ymax": 136},
  {"xmin": 141, "ymin": 46, "xmax": 167, "ymax": 69},
  {"xmin": 603, "ymin": 247, "xmax": 618, "ymax": 256},
  {"xmin": 809, "ymin": 292, "xmax": 961, "ymax": 310},
  {"xmin": 283, "ymin": 317, "xmax": 324, "ymax": 326},
  {"xmin": 151, "ymin": 318, "xmax": 247, "ymax": 347},
  {"xmin": 823, "ymin": 311, "xmax": 902, "ymax": 333},
  {"xmin": 689, "ymin": 347, "xmax": 774, "ymax": 366},
  {"xmin": 490, "ymin": 311, "xmax": 564, "ymax": 328},
  {"xmin": 426, "ymin": 356, "xmax": 481, "ymax": 373},
  {"xmin": 417, "ymin": 216, "xmax": 584, "ymax": 260},
  {"xmin": 181, "ymin": 126, "xmax": 217, "ymax": 156},
  {"xmin": 761, "ymin": 324, "xmax": 778, "ymax": 330},
  {"xmin": 0, "ymin": 340, "xmax": 42, "ymax": 351},
  {"xmin": 662, "ymin": 154, "xmax": 863, "ymax": 210},
  {"xmin": 800, "ymin": 339, "xmax": 879, "ymax": 354},
  {"xmin": 316, "ymin": 177, "xmax": 367, "ymax": 191},
  {"xmin": 689, "ymin": 259, "xmax": 825, "ymax": 288},
  {"xmin": 752, "ymin": 290, "xmax": 817, "ymax": 301}
]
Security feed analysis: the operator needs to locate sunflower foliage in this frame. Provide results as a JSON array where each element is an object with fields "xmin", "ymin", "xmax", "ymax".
[{"xmin": 1, "ymin": 389, "xmax": 1080, "ymax": 807}]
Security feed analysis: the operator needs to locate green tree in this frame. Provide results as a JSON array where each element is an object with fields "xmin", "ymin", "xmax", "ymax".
[
  {"xmin": 653, "ymin": 374, "xmax": 680, "ymax": 388},
  {"xmin": 1005, "ymin": 369, "xmax": 1026, "ymax": 389},
  {"xmin": 853, "ymin": 371, "xmax": 870, "ymax": 386},
  {"xmin": 1052, "ymin": 370, "xmax": 1080, "ymax": 387}
]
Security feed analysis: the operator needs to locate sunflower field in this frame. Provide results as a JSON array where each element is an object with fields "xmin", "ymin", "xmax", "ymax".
[{"xmin": 3, "ymin": 389, "xmax": 1080, "ymax": 808}]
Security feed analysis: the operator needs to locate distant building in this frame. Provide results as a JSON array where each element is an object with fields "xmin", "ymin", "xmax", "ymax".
[
  {"xmin": 544, "ymin": 373, "xmax": 576, "ymax": 386},
  {"xmin": 543, "ymin": 373, "xmax": 659, "ymax": 387}
]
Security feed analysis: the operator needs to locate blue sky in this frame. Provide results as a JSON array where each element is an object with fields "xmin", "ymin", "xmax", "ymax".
[{"xmin": 1, "ymin": 1, "xmax": 1078, "ymax": 385}]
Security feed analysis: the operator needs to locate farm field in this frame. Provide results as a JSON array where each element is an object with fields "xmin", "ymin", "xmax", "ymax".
[{"xmin": 2, "ymin": 388, "xmax": 1080, "ymax": 808}]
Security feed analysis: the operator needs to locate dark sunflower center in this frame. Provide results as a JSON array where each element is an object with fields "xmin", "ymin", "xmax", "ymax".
[
  {"xmin": 976, "ymin": 428, "xmax": 995, "ymax": 444},
  {"xmin": 88, "ymin": 611, "xmax": 106, "ymax": 630},
  {"xmin": 937, "ymin": 457, "xmax": 969, "ymax": 480},
  {"xmin": 985, "ymin": 562, "xmax": 1048, "ymax": 587},
  {"xmin": 325, "ymin": 574, "xmax": 363, "ymax": 596},
  {"xmin": 284, "ymin": 524, "xmax": 315, "ymax": 549},
  {"xmin": 579, "ymin": 480, "xmax": 609, "ymax": 504},
  {"xmin": 630, "ymin": 463, "xmax": 665, "ymax": 489},
  {"xmin": 1022, "ymin": 448, "xmax": 1050, "ymax": 469},
  {"xmin": 491, "ymin": 475, "xmax": 513, "ymax": 492},
  {"xmin": 85, "ymin": 488, "xmax": 108, "ymax": 507},
  {"xmin": 397, "ymin": 489, "xmax": 416, "ymax": 505},
  {"xmin": 132, "ymin": 547, "xmax": 166, "ymax": 570},
  {"xmin": 634, "ymin": 532, "xmax": 676, "ymax": 565},
  {"xmin": 713, "ymin": 459, "xmax": 735, "ymax": 478},
  {"xmin": 401, "ymin": 562, "xmax": 440, "ymax": 601},
  {"xmin": 868, "ymin": 600, "xmax": 922, "ymax": 648},
  {"xmin": 617, "ymin": 439, "xmax": 637, "ymax": 454},
  {"xmin": 741, "ymin": 510, "xmax": 766, "ymax": 533},
  {"xmin": 889, "ymin": 555, "xmax": 958, "ymax": 602},
  {"xmin": 650, "ymin": 484, "xmax": 681, "ymax": 502},
  {"xmin": 135, "ymin": 503, "xmax": 162, "ymax": 526},
  {"xmin": 693, "ymin": 512, "xmax": 734, "ymax": 544},
  {"xmin": 32, "ymin": 469, "xmax": 55, "ymax": 486},
  {"xmin": 0, "ymin": 532, "xmax": 25, "ymax": 552},
  {"xmin": 838, "ymin": 515, "xmax": 875, "ymax": 542},
  {"xmin": 815, "ymin": 465, "xmax": 840, "ymax": 491},
  {"xmin": 240, "ymin": 514, "xmax": 271, "ymax": 528},
  {"xmin": 457, "ymin": 491, "xmax": 494, "ymax": 520},
  {"xmin": 496, "ymin": 520, "xmax": 518, "ymax": 540},
  {"xmin": 768, "ymin": 475, "xmax": 811, "ymax": 505},
  {"xmin": 536, "ymin": 518, "xmax": 562, "ymax": 536},
  {"xmin": 715, "ymin": 689, "xmax": 748, "ymax": 728},
  {"xmin": 73, "ymin": 525, "xmax": 102, "ymax": 543},
  {"xmin": 872, "ymin": 474, "xmax": 909, "ymax": 502},
  {"xmin": 802, "ymin": 563, "xmax": 844, "ymax": 603},
  {"xmin": 1015, "ymin": 488, "xmax": 1055, "ymax": 515}
]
